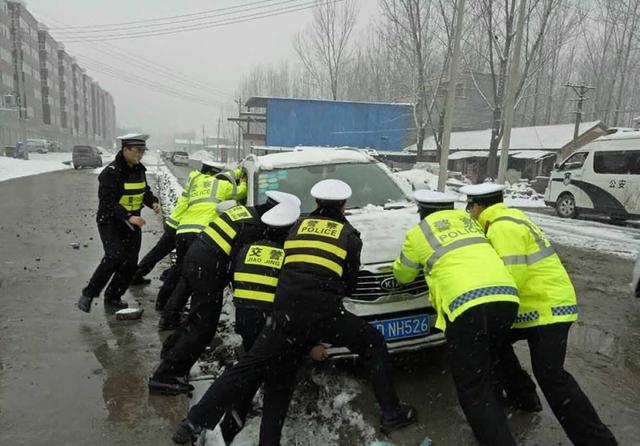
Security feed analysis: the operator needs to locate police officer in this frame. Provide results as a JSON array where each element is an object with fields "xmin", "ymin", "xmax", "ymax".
[
  {"xmin": 172, "ymin": 179, "xmax": 415, "ymax": 446},
  {"xmin": 128, "ymin": 170, "xmax": 192, "ymax": 289},
  {"xmin": 393, "ymin": 189, "xmax": 520, "ymax": 446},
  {"xmin": 461, "ymin": 183, "xmax": 618, "ymax": 446},
  {"xmin": 155, "ymin": 163, "xmax": 247, "ymax": 314},
  {"xmin": 78, "ymin": 133, "xmax": 160, "ymax": 312},
  {"xmin": 149, "ymin": 191, "xmax": 299, "ymax": 394},
  {"xmin": 220, "ymin": 202, "xmax": 301, "ymax": 444}
]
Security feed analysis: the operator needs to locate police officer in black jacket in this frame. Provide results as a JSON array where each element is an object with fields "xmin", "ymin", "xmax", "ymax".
[
  {"xmin": 149, "ymin": 191, "xmax": 300, "ymax": 395},
  {"xmin": 172, "ymin": 179, "xmax": 415, "ymax": 446},
  {"xmin": 78, "ymin": 134, "xmax": 160, "ymax": 312}
]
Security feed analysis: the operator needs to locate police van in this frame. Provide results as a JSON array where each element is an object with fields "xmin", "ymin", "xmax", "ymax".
[{"xmin": 545, "ymin": 131, "xmax": 640, "ymax": 221}]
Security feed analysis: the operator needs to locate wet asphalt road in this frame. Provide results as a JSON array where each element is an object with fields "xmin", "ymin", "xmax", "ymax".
[
  {"xmin": 0, "ymin": 168, "xmax": 185, "ymax": 445},
  {"xmin": 1, "ymin": 168, "xmax": 640, "ymax": 445}
]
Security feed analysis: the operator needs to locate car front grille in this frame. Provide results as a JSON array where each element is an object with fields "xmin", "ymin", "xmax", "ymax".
[{"xmin": 349, "ymin": 270, "xmax": 428, "ymax": 302}]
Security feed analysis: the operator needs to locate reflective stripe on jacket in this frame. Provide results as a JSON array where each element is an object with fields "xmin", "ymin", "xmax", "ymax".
[
  {"xmin": 176, "ymin": 170, "xmax": 246, "ymax": 234},
  {"xmin": 118, "ymin": 180, "xmax": 146, "ymax": 212},
  {"xmin": 202, "ymin": 205, "xmax": 257, "ymax": 255},
  {"xmin": 283, "ymin": 217, "xmax": 350, "ymax": 278},
  {"xmin": 233, "ymin": 240, "xmax": 285, "ymax": 308},
  {"xmin": 479, "ymin": 203, "xmax": 578, "ymax": 328},
  {"xmin": 393, "ymin": 209, "xmax": 519, "ymax": 331}
]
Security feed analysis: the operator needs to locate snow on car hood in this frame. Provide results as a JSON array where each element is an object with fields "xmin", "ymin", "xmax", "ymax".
[
  {"xmin": 347, "ymin": 205, "xmax": 420, "ymax": 265},
  {"xmin": 256, "ymin": 149, "xmax": 373, "ymax": 170}
]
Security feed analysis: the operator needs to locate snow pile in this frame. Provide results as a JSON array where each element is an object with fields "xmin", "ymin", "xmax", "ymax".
[
  {"xmin": 257, "ymin": 149, "xmax": 372, "ymax": 170},
  {"xmin": 504, "ymin": 181, "xmax": 546, "ymax": 208},
  {"xmin": 0, "ymin": 155, "xmax": 71, "ymax": 182},
  {"xmin": 155, "ymin": 165, "xmax": 184, "ymax": 217}
]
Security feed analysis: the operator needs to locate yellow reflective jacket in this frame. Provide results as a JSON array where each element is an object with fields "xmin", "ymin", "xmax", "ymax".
[
  {"xmin": 165, "ymin": 170, "xmax": 198, "ymax": 229},
  {"xmin": 176, "ymin": 170, "xmax": 247, "ymax": 235},
  {"xmin": 478, "ymin": 203, "xmax": 578, "ymax": 329},
  {"xmin": 393, "ymin": 209, "xmax": 519, "ymax": 332}
]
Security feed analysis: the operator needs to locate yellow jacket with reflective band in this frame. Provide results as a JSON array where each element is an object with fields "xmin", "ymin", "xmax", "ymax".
[
  {"xmin": 202, "ymin": 205, "xmax": 258, "ymax": 256},
  {"xmin": 176, "ymin": 170, "xmax": 247, "ymax": 234},
  {"xmin": 393, "ymin": 209, "xmax": 519, "ymax": 332},
  {"xmin": 165, "ymin": 170, "xmax": 198, "ymax": 229},
  {"xmin": 478, "ymin": 203, "xmax": 578, "ymax": 328},
  {"xmin": 233, "ymin": 239, "xmax": 285, "ymax": 309}
]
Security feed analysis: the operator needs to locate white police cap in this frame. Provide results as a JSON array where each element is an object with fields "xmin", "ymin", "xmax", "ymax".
[
  {"xmin": 117, "ymin": 133, "xmax": 149, "ymax": 148},
  {"xmin": 460, "ymin": 183, "xmax": 507, "ymax": 203},
  {"xmin": 261, "ymin": 203, "xmax": 300, "ymax": 227},
  {"xmin": 413, "ymin": 189, "xmax": 456, "ymax": 204},
  {"xmin": 310, "ymin": 179, "xmax": 352, "ymax": 201},
  {"xmin": 201, "ymin": 159, "xmax": 224, "ymax": 170},
  {"xmin": 266, "ymin": 190, "xmax": 302, "ymax": 207}
]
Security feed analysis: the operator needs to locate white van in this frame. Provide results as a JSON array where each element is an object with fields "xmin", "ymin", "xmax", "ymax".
[{"xmin": 545, "ymin": 131, "xmax": 640, "ymax": 220}]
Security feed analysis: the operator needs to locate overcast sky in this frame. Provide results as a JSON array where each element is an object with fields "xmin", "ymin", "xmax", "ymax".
[{"xmin": 25, "ymin": 0, "xmax": 377, "ymax": 147}]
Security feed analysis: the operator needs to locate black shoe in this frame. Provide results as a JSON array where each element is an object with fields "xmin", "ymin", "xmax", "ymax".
[
  {"xmin": 508, "ymin": 391, "xmax": 543, "ymax": 413},
  {"xmin": 77, "ymin": 294, "xmax": 94, "ymax": 313},
  {"xmin": 130, "ymin": 276, "xmax": 151, "ymax": 286},
  {"xmin": 158, "ymin": 316, "xmax": 181, "ymax": 331},
  {"xmin": 104, "ymin": 299, "xmax": 129, "ymax": 311},
  {"xmin": 149, "ymin": 376, "xmax": 194, "ymax": 395},
  {"xmin": 172, "ymin": 418, "xmax": 202, "ymax": 444},
  {"xmin": 381, "ymin": 403, "xmax": 417, "ymax": 434}
]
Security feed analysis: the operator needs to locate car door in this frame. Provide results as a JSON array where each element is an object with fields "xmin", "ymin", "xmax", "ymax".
[
  {"xmin": 591, "ymin": 150, "xmax": 631, "ymax": 216},
  {"xmin": 625, "ymin": 150, "xmax": 640, "ymax": 214}
]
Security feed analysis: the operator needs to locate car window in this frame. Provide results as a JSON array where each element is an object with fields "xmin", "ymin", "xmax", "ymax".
[
  {"xmin": 254, "ymin": 162, "xmax": 409, "ymax": 213},
  {"xmin": 559, "ymin": 152, "xmax": 587, "ymax": 171},
  {"xmin": 73, "ymin": 146, "xmax": 91, "ymax": 154},
  {"xmin": 628, "ymin": 152, "xmax": 640, "ymax": 175},
  {"xmin": 593, "ymin": 151, "xmax": 629, "ymax": 174}
]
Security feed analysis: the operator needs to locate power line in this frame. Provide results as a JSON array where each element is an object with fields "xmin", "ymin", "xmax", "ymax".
[
  {"xmin": 58, "ymin": 0, "xmax": 343, "ymax": 43},
  {"xmin": 47, "ymin": 0, "xmax": 282, "ymax": 30},
  {"xmin": 52, "ymin": 0, "xmax": 300, "ymax": 34}
]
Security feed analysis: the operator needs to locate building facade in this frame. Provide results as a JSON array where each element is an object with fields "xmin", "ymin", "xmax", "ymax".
[{"xmin": 38, "ymin": 26, "xmax": 60, "ymax": 127}]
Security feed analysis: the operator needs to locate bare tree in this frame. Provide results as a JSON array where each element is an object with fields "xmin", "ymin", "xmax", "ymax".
[{"xmin": 294, "ymin": 0, "xmax": 358, "ymax": 100}]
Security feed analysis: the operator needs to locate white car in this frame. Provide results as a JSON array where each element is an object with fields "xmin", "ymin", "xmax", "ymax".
[
  {"xmin": 171, "ymin": 151, "xmax": 189, "ymax": 166},
  {"xmin": 631, "ymin": 255, "xmax": 640, "ymax": 298},
  {"xmin": 240, "ymin": 148, "xmax": 445, "ymax": 358}
]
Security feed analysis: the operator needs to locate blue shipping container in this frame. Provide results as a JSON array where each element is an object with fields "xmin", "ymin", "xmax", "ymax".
[{"xmin": 265, "ymin": 98, "xmax": 413, "ymax": 151}]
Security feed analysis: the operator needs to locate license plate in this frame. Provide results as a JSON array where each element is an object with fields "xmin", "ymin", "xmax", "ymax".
[{"xmin": 370, "ymin": 314, "xmax": 430, "ymax": 341}]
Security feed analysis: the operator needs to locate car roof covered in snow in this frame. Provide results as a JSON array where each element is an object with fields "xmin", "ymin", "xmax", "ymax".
[{"xmin": 254, "ymin": 148, "xmax": 374, "ymax": 170}]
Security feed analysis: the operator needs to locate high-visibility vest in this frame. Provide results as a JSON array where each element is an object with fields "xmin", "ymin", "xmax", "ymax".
[
  {"xmin": 118, "ymin": 180, "xmax": 146, "ymax": 212},
  {"xmin": 165, "ymin": 170, "xmax": 198, "ymax": 229},
  {"xmin": 478, "ymin": 203, "xmax": 578, "ymax": 328},
  {"xmin": 233, "ymin": 240, "xmax": 285, "ymax": 308},
  {"xmin": 176, "ymin": 171, "xmax": 244, "ymax": 235},
  {"xmin": 202, "ymin": 205, "xmax": 258, "ymax": 256},
  {"xmin": 393, "ymin": 209, "xmax": 519, "ymax": 331},
  {"xmin": 283, "ymin": 216, "xmax": 351, "ymax": 278}
]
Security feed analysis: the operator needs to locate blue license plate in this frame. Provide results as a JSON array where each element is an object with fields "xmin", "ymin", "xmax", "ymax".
[{"xmin": 370, "ymin": 314, "xmax": 430, "ymax": 341}]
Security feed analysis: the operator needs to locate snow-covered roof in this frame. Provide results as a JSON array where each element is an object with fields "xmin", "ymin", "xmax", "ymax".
[
  {"xmin": 593, "ymin": 130, "xmax": 640, "ymax": 141},
  {"xmin": 255, "ymin": 148, "xmax": 373, "ymax": 170},
  {"xmin": 405, "ymin": 121, "xmax": 606, "ymax": 153},
  {"xmin": 174, "ymin": 139, "xmax": 203, "ymax": 145},
  {"xmin": 246, "ymin": 96, "xmax": 413, "ymax": 109},
  {"xmin": 448, "ymin": 151, "xmax": 492, "ymax": 160},
  {"xmin": 510, "ymin": 150, "xmax": 556, "ymax": 160}
]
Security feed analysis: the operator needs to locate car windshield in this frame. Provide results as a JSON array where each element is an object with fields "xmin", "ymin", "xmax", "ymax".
[
  {"xmin": 254, "ymin": 162, "xmax": 409, "ymax": 213},
  {"xmin": 74, "ymin": 146, "xmax": 91, "ymax": 154}
]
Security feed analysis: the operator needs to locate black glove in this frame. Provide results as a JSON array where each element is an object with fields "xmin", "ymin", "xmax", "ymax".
[{"xmin": 78, "ymin": 294, "xmax": 94, "ymax": 313}]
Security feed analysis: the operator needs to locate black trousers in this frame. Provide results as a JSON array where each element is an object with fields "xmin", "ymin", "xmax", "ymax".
[
  {"xmin": 153, "ymin": 241, "xmax": 227, "ymax": 379},
  {"xmin": 187, "ymin": 308, "xmax": 400, "ymax": 446},
  {"xmin": 134, "ymin": 223, "xmax": 176, "ymax": 279},
  {"xmin": 83, "ymin": 223, "xmax": 141, "ymax": 302},
  {"xmin": 446, "ymin": 302, "xmax": 518, "ymax": 446},
  {"xmin": 219, "ymin": 307, "xmax": 272, "ymax": 443},
  {"xmin": 499, "ymin": 323, "xmax": 617, "ymax": 446},
  {"xmin": 157, "ymin": 232, "xmax": 198, "ymax": 313}
]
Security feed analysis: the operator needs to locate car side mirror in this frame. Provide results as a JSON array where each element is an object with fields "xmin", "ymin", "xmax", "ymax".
[{"xmin": 554, "ymin": 163, "xmax": 560, "ymax": 170}]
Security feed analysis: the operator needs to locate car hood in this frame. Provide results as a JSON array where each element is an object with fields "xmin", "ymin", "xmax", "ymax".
[{"xmin": 347, "ymin": 205, "xmax": 420, "ymax": 265}]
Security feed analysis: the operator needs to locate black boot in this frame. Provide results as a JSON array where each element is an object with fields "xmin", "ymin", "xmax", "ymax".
[
  {"xmin": 158, "ymin": 315, "xmax": 181, "ymax": 331},
  {"xmin": 149, "ymin": 375, "xmax": 194, "ymax": 395},
  {"xmin": 130, "ymin": 275, "xmax": 151, "ymax": 286},
  {"xmin": 508, "ymin": 390, "xmax": 543, "ymax": 413},
  {"xmin": 77, "ymin": 294, "xmax": 94, "ymax": 313},
  {"xmin": 380, "ymin": 403, "xmax": 417, "ymax": 434},
  {"xmin": 104, "ymin": 298, "xmax": 129, "ymax": 311},
  {"xmin": 172, "ymin": 418, "xmax": 202, "ymax": 444}
]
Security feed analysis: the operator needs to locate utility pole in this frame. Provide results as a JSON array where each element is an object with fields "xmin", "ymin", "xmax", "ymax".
[
  {"xmin": 564, "ymin": 83, "xmax": 595, "ymax": 158},
  {"xmin": 497, "ymin": 0, "xmax": 527, "ymax": 184},
  {"xmin": 236, "ymin": 96, "xmax": 242, "ymax": 162},
  {"xmin": 202, "ymin": 124, "xmax": 206, "ymax": 153},
  {"xmin": 438, "ymin": 0, "xmax": 466, "ymax": 192},
  {"xmin": 216, "ymin": 114, "xmax": 221, "ymax": 160}
]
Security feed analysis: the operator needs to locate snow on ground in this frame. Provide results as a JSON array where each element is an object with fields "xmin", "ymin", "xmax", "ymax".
[{"xmin": 0, "ymin": 153, "xmax": 71, "ymax": 182}]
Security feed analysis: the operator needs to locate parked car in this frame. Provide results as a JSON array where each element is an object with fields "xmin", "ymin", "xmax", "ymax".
[
  {"xmin": 26, "ymin": 139, "xmax": 48, "ymax": 153},
  {"xmin": 631, "ymin": 255, "xmax": 640, "ymax": 298},
  {"xmin": 545, "ymin": 131, "xmax": 640, "ymax": 221},
  {"xmin": 72, "ymin": 145, "xmax": 103, "ymax": 169},
  {"xmin": 171, "ymin": 151, "xmax": 189, "ymax": 166},
  {"xmin": 240, "ymin": 148, "xmax": 444, "ymax": 358}
]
